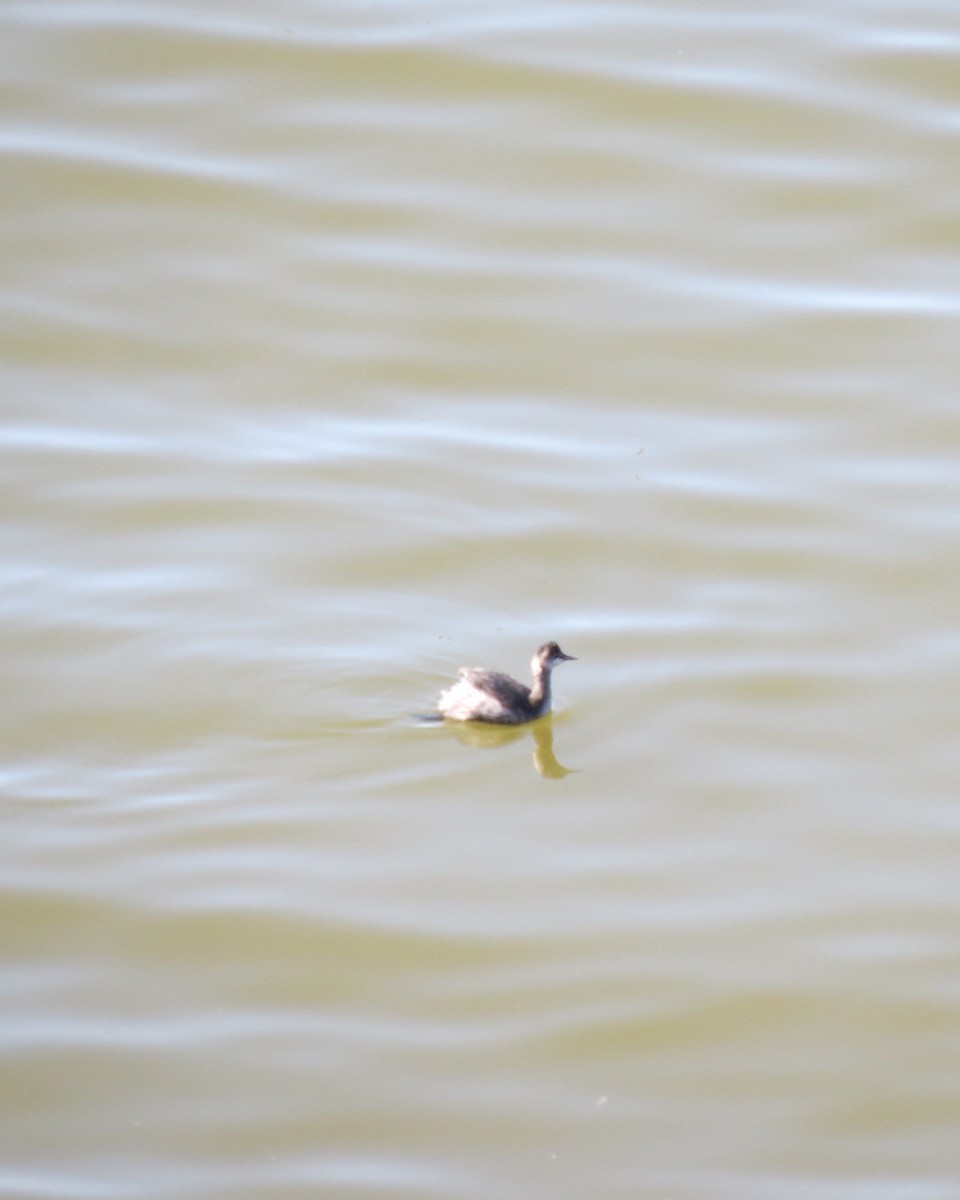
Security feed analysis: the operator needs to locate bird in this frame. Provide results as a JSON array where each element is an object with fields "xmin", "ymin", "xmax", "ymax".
[{"xmin": 437, "ymin": 642, "xmax": 576, "ymax": 724}]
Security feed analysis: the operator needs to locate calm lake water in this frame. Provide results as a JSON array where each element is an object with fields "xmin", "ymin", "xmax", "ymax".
[{"xmin": 3, "ymin": 2, "xmax": 960, "ymax": 1198}]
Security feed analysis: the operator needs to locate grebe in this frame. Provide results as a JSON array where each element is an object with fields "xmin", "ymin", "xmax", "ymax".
[{"xmin": 437, "ymin": 642, "xmax": 576, "ymax": 724}]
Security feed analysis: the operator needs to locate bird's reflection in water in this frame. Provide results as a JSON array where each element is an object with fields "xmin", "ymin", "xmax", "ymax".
[{"xmin": 448, "ymin": 714, "xmax": 576, "ymax": 780}]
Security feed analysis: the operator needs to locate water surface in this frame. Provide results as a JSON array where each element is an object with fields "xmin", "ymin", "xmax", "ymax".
[{"xmin": 2, "ymin": 2, "xmax": 960, "ymax": 1198}]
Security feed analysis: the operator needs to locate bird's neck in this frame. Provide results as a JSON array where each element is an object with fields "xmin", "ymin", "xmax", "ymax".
[{"xmin": 529, "ymin": 663, "xmax": 551, "ymax": 713}]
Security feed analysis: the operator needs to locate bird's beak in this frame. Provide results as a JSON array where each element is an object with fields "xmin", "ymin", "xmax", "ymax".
[{"xmin": 560, "ymin": 652, "xmax": 577, "ymax": 661}]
